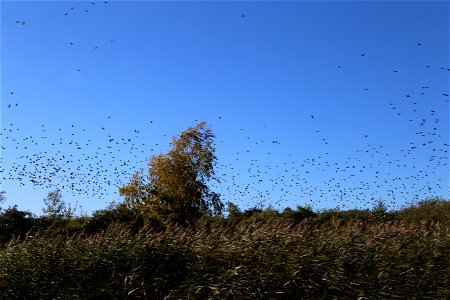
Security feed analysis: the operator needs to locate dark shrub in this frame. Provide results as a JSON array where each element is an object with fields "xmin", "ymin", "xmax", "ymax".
[
  {"xmin": 83, "ymin": 203, "xmax": 145, "ymax": 234},
  {"xmin": 0, "ymin": 206, "xmax": 33, "ymax": 245}
]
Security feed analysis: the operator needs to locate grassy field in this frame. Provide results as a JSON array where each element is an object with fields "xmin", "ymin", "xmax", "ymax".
[{"xmin": 0, "ymin": 198, "xmax": 449, "ymax": 299}]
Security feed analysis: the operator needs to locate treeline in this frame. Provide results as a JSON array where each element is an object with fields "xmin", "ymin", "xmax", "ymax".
[
  {"xmin": 0, "ymin": 198, "xmax": 449, "ymax": 299},
  {"xmin": 1, "ymin": 197, "xmax": 449, "ymax": 246}
]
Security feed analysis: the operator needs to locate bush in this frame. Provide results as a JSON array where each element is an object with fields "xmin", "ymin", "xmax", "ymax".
[
  {"xmin": 395, "ymin": 198, "xmax": 450, "ymax": 225},
  {"xmin": 282, "ymin": 205, "xmax": 317, "ymax": 223},
  {"xmin": 0, "ymin": 206, "xmax": 33, "ymax": 246},
  {"xmin": 83, "ymin": 203, "xmax": 146, "ymax": 234}
]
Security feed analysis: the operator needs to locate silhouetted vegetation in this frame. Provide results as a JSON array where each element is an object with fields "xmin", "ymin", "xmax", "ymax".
[{"xmin": 0, "ymin": 205, "xmax": 33, "ymax": 245}]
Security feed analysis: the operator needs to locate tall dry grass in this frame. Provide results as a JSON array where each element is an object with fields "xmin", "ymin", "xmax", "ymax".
[{"xmin": 1, "ymin": 217, "xmax": 448, "ymax": 299}]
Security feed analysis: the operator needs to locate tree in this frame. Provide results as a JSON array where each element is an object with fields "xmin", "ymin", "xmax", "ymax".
[
  {"xmin": 0, "ymin": 205, "xmax": 33, "ymax": 245},
  {"xmin": 42, "ymin": 188, "xmax": 73, "ymax": 219},
  {"xmin": 119, "ymin": 122, "xmax": 223, "ymax": 223},
  {"xmin": 0, "ymin": 191, "xmax": 5, "ymax": 209}
]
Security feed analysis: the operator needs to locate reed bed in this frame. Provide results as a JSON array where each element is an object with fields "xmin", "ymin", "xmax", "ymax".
[{"xmin": 0, "ymin": 217, "xmax": 448, "ymax": 299}]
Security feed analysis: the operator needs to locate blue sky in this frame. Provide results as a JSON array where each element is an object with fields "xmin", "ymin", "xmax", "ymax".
[{"xmin": 1, "ymin": 1, "xmax": 449, "ymax": 215}]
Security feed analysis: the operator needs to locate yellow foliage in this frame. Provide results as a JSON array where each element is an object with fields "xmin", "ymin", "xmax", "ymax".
[{"xmin": 119, "ymin": 122, "xmax": 223, "ymax": 223}]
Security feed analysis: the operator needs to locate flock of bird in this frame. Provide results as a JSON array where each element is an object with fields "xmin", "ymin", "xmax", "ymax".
[{"xmin": 2, "ymin": 2, "xmax": 448, "ymax": 213}]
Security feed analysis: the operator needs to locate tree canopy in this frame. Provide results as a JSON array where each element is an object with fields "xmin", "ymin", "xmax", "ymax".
[
  {"xmin": 42, "ymin": 188, "xmax": 75, "ymax": 219},
  {"xmin": 119, "ymin": 122, "xmax": 223, "ymax": 223},
  {"xmin": 0, "ymin": 191, "xmax": 5, "ymax": 205}
]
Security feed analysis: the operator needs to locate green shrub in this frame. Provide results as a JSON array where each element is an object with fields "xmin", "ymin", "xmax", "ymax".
[
  {"xmin": 282, "ymin": 205, "xmax": 317, "ymax": 223},
  {"xmin": 395, "ymin": 197, "xmax": 450, "ymax": 225},
  {"xmin": 0, "ymin": 206, "xmax": 33, "ymax": 246},
  {"xmin": 83, "ymin": 203, "xmax": 146, "ymax": 234}
]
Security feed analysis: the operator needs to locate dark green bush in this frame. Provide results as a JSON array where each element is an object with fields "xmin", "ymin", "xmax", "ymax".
[
  {"xmin": 83, "ymin": 203, "xmax": 148, "ymax": 234},
  {"xmin": 395, "ymin": 197, "xmax": 450, "ymax": 225},
  {"xmin": 0, "ymin": 206, "xmax": 33, "ymax": 246},
  {"xmin": 282, "ymin": 205, "xmax": 317, "ymax": 223}
]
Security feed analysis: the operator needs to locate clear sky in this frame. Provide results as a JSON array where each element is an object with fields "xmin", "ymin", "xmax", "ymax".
[{"xmin": 1, "ymin": 1, "xmax": 449, "ymax": 216}]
